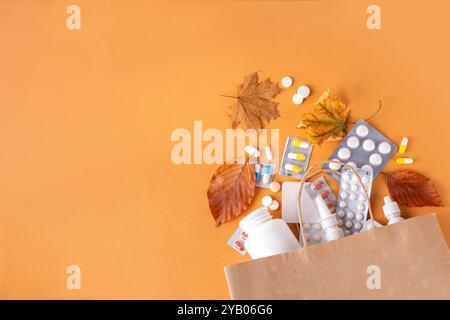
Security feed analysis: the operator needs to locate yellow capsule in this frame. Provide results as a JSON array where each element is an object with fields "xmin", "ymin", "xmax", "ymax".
[
  {"xmin": 396, "ymin": 157, "xmax": 414, "ymax": 164},
  {"xmin": 292, "ymin": 140, "xmax": 310, "ymax": 149},
  {"xmin": 399, "ymin": 137, "xmax": 408, "ymax": 154},
  {"xmin": 285, "ymin": 163, "xmax": 302, "ymax": 173},
  {"xmin": 287, "ymin": 152, "xmax": 306, "ymax": 161}
]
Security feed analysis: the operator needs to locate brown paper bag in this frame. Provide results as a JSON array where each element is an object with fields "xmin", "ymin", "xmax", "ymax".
[
  {"xmin": 224, "ymin": 214, "xmax": 450, "ymax": 299},
  {"xmin": 224, "ymin": 161, "xmax": 450, "ymax": 299}
]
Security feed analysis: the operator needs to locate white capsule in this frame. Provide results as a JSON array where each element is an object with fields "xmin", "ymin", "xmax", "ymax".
[
  {"xmin": 297, "ymin": 85, "xmax": 311, "ymax": 98},
  {"xmin": 356, "ymin": 125, "xmax": 369, "ymax": 137},
  {"xmin": 399, "ymin": 137, "xmax": 408, "ymax": 154},
  {"xmin": 281, "ymin": 76, "xmax": 293, "ymax": 88},
  {"xmin": 292, "ymin": 93, "xmax": 304, "ymax": 105},
  {"xmin": 269, "ymin": 181, "xmax": 281, "ymax": 193},
  {"xmin": 347, "ymin": 136, "xmax": 360, "ymax": 149},
  {"xmin": 369, "ymin": 153, "xmax": 383, "ymax": 166},
  {"xmin": 269, "ymin": 200, "xmax": 279, "ymax": 211},
  {"xmin": 378, "ymin": 142, "xmax": 392, "ymax": 154},
  {"xmin": 345, "ymin": 221, "xmax": 353, "ymax": 228},
  {"xmin": 245, "ymin": 145, "xmax": 260, "ymax": 157},
  {"xmin": 338, "ymin": 148, "xmax": 351, "ymax": 160},
  {"xmin": 262, "ymin": 173, "xmax": 271, "ymax": 185},
  {"xmin": 264, "ymin": 145, "xmax": 273, "ymax": 161},
  {"xmin": 262, "ymin": 195, "xmax": 273, "ymax": 207},
  {"xmin": 362, "ymin": 139, "xmax": 375, "ymax": 152}
]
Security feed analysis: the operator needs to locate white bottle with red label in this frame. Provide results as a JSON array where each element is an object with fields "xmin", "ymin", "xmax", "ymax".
[{"xmin": 239, "ymin": 207, "xmax": 300, "ymax": 259}]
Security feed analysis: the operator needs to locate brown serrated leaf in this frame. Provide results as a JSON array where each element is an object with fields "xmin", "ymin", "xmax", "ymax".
[
  {"xmin": 386, "ymin": 169, "xmax": 444, "ymax": 207},
  {"xmin": 207, "ymin": 160, "xmax": 256, "ymax": 226},
  {"xmin": 227, "ymin": 72, "xmax": 282, "ymax": 129},
  {"xmin": 297, "ymin": 90, "xmax": 350, "ymax": 145}
]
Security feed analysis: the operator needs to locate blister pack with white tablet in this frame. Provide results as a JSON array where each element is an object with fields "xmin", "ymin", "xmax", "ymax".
[
  {"xmin": 335, "ymin": 167, "xmax": 373, "ymax": 236},
  {"xmin": 324, "ymin": 119, "xmax": 397, "ymax": 180}
]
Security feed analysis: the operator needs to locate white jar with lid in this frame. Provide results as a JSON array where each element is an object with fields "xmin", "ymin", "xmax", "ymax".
[{"xmin": 239, "ymin": 207, "xmax": 300, "ymax": 259}]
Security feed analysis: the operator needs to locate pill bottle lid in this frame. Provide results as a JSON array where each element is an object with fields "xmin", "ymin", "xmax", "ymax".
[{"xmin": 239, "ymin": 207, "xmax": 272, "ymax": 233}]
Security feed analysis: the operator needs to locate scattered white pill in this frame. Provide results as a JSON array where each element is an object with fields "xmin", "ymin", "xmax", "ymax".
[
  {"xmin": 245, "ymin": 145, "xmax": 260, "ymax": 157},
  {"xmin": 337, "ymin": 219, "xmax": 344, "ymax": 227},
  {"xmin": 356, "ymin": 125, "xmax": 369, "ymax": 137},
  {"xmin": 340, "ymin": 192, "xmax": 348, "ymax": 199},
  {"xmin": 297, "ymin": 85, "xmax": 311, "ymax": 98},
  {"xmin": 313, "ymin": 223, "xmax": 322, "ymax": 230},
  {"xmin": 347, "ymin": 211, "xmax": 355, "ymax": 219},
  {"xmin": 356, "ymin": 213, "xmax": 363, "ymax": 220},
  {"xmin": 269, "ymin": 200, "xmax": 279, "ymax": 211},
  {"xmin": 292, "ymin": 93, "xmax": 304, "ymax": 105},
  {"xmin": 269, "ymin": 181, "xmax": 281, "ymax": 193},
  {"xmin": 362, "ymin": 139, "xmax": 375, "ymax": 152},
  {"xmin": 378, "ymin": 142, "xmax": 392, "ymax": 154},
  {"xmin": 347, "ymin": 136, "xmax": 360, "ymax": 149},
  {"xmin": 281, "ymin": 76, "xmax": 293, "ymax": 88},
  {"xmin": 264, "ymin": 145, "xmax": 273, "ymax": 161},
  {"xmin": 329, "ymin": 159, "xmax": 341, "ymax": 170},
  {"xmin": 304, "ymin": 223, "xmax": 311, "ymax": 230},
  {"xmin": 338, "ymin": 210, "xmax": 346, "ymax": 218},
  {"xmin": 369, "ymin": 153, "xmax": 383, "ymax": 166},
  {"xmin": 339, "ymin": 201, "xmax": 347, "ymax": 208},
  {"xmin": 262, "ymin": 195, "xmax": 273, "ymax": 207},
  {"xmin": 345, "ymin": 221, "xmax": 353, "ymax": 228},
  {"xmin": 338, "ymin": 148, "xmax": 351, "ymax": 160},
  {"xmin": 354, "ymin": 222, "xmax": 362, "ymax": 230},
  {"xmin": 313, "ymin": 234, "xmax": 321, "ymax": 241}
]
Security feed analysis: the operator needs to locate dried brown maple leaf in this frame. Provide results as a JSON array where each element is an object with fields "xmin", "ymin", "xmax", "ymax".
[
  {"xmin": 225, "ymin": 72, "xmax": 282, "ymax": 129},
  {"xmin": 297, "ymin": 90, "xmax": 350, "ymax": 145},
  {"xmin": 386, "ymin": 169, "xmax": 443, "ymax": 207},
  {"xmin": 207, "ymin": 160, "xmax": 256, "ymax": 226}
]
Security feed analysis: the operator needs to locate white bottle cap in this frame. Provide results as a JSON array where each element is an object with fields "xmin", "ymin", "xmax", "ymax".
[{"xmin": 382, "ymin": 196, "xmax": 400, "ymax": 217}]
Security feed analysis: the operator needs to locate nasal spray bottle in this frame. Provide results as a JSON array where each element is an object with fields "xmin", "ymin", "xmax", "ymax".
[
  {"xmin": 382, "ymin": 196, "xmax": 404, "ymax": 225},
  {"xmin": 315, "ymin": 196, "xmax": 344, "ymax": 242}
]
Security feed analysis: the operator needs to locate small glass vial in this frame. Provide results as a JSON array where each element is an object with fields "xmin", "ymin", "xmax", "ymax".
[{"xmin": 239, "ymin": 207, "xmax": 300, "ymax": 259}]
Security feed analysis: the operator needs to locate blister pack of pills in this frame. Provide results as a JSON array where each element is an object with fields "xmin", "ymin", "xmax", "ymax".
[
  {"xmin": 255, "ymin": 163, "xmax": 276, "ymax": 189},
  {"xmin": 297, "ymin": 221, "xmax": 325, "ymax": 247},
  {"xmin": 227, "ymin": 226, "xmax": 248, "ymax": 256},
  {"xmin": 324, "ymin": 119, "xmax": 397, "ymax": 180},
  {"xmin": 335, "ymin": 167, "xmax": 373, "ymax": 235},
  {"xmin": 278, "ymin": 136, "xmax": 313, "ymax": 179},
  {"xmin": 304, "ymin": 177, "xmax": 337, "ymax": 214}
]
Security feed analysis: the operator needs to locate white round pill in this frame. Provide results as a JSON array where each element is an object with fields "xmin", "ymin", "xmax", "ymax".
[
  {"xmin": 337, "ymin": 219, "xmax": 344, "ymax": 227},
  {"xmin": 358, "ymin": 194, "xmax": 366, "ymax": 202},
  {"xmin": 297, "ymin": 85, "xmax": 311, "ymax": 98},
  {"xmin": 262, "ymin": 195, "xmax": 273, "ymax": 207},
  {"xmin": 345, "ymin": 221, "xmax": 353, "ymax": 228},
  {"xmin": 269, "ymin": 200, "xmax": 279, "ymax": 211},
  {"xmin": 356, "ymin": 213, "xmax": 363, "ymax": 220},
  {"xmin": 313, "ymin": 223, "xmax": 322, "ymax": 230},
  {"xmin": 378, "ymin": 142, "xmax": 392, "ymax": 154},
  {"xmin": 269, "ymin": 181, "xmax": 281, "ymax": 193},
  {"xmin": 304, "ymin": 223, "xmax": 311, "ymax": 230},
  {"xmin": 292, "ymin": 93, "xmax": 304, "ymax": 105},
  {"xmin": 340, "ymin": 192, "xmax": 348, "ymax": 199},
  {"xmin": 341, "ymin": 182, "xmax": 349, "ymax": 190},
  {"xmin": 351, "ymin": 184, "xmax": 358, "ymax": 192},
  {"xmin": 313, "ymin": 234, "xmax": 321, "ymax": 241},
  {"xmin": 349, "ymin": 193, "xmax": 357, "ymax": 200},
  {"xmin": 338, "ymin": 148, "xmax": 351, "ymax": 160},
  {"xmin": 357, "ymin": 204, "xmax": 366, "ymax": 212},
  {"xmin": 338, "ymin": 210, "xmax": 346, "ymax": 218},
  {"xmin": 347, "ymin": 211, "xmax": 355, "ymax": 219},
  {"xmin": 329, "ymin": 159, "xmax": 341, "ymax": 170},
  {"xmin": 356, "ymin": 125, "xmax": 369, "ymax": 137},
  {"xmin": 347, "ymin": 136, "xmax": 360, "ymax": 149},
  {"xmin": 369, "ymin": 153, "xmax": 382, "ymax": 166},
  {"xmin": 344, "ymin": 230, "xmax": 351, "ymax": 236},
  {"xmin": 362, "ymin": 164, "xmax": 373, "ymax": 173},
  {"xmin": 354, "ymin": 222, "xmax": 362, "ymax": 230},
  {"xmin": 339, "ymin": 201, "xmax": 347, "ymax": 208},
  {"xmin": 362, "ymin": 139, "xmax": 375, "ymax": 152},
  {"xmin": 281, "ymin": 76, "xmax": 293, "ymax": 88}
]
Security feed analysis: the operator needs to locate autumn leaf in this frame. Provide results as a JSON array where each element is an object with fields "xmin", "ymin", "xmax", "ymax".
[
  {"xmin": 297, "ymin": 90, "xmax": 350, "ymax": 145},
  {"xmin": 207, "ymin": 160, "xmax": 256, "ymax": 226},
  {"xmin": 225, "ymin": 72, "xmax": 282, "ymax": 129},
  {"xmin": 386, "ymin": 169, "xmax": 444, "ymax": 207}
]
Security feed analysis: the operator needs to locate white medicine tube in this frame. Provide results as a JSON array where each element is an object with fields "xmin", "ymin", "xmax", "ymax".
[{"xmin": 315, "ymin": 196, "xmax": 344, "ymax": 242}]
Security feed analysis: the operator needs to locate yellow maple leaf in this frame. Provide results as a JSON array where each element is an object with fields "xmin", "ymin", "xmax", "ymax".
[{"xmin": 297, "ymin": 90, "xmax": 350, "ymax": 145}]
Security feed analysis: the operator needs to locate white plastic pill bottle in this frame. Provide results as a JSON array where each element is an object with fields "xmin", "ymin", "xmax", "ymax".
[{"xmin": 239, "ymin": 207, "xmax": 300, "ymax": 259}]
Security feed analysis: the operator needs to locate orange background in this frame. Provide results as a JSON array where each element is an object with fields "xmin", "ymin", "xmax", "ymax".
[{"xmin": 1, "ymin": 0, "xmax": 449, "ymax": 299}]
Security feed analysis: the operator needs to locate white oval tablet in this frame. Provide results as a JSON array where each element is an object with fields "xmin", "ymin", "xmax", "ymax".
[
  {"xmin": 378, "ymin": 142, "xmax": 392, "ymax": 154},
  {"xmin": 292, "ymin": 93, "xmax": 304, "ymax": 105},
  {"xmin": 281, "ymin": 76, "xmax": 293, "ymax": 88},
  {"xmin": 369, "ymin": 153, "xmax": 382, "ymax": 166},
  {"xmin": 297, "ymin": 85, "xmax": 311, "ymax": 98},
  {"xmin": 362, "ymin": 139, "xmax": 375, "ymax": 152},
  {"xmin": 347, "ymin": 136, "xmax": 360, "ymax": 149},
  {"xmin": 356, "ymin": 125, "xmax": 369, "ymax": 137},
  {"xmin": 338, "ymin": 148, "xmax": 351, "ymax": 160},
  {"xmin": 245, "ymin": 145, "xmax": 260, "ymax": 157},
  {"xmin": 262, "ymin": 195, "xmax": 273, "ymax": 207}
]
